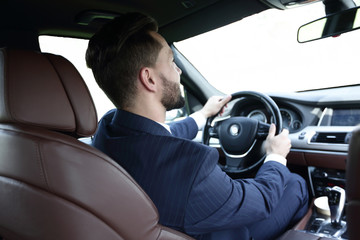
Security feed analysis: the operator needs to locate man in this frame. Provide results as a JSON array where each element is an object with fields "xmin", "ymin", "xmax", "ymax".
[{"xmin": 86, "ymin": 12, "xmax": 308, "ymax": 240}]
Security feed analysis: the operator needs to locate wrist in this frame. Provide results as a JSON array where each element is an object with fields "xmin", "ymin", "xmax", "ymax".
[
  {"xmin": 197, "ymin": 108, "xmax": 210, "ymax": 119},
  {"xmin": 190, "ymin": 111, "xmax": 207, "ymax": 130},
  {"xmin": 264, "ymin": 153, "xmax": 287, "ymax": 166}
]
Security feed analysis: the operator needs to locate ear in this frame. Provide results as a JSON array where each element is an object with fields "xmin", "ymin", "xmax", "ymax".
[{"xmin": 139, "ymin": 67, "xmax": 157, "ymax": 92}]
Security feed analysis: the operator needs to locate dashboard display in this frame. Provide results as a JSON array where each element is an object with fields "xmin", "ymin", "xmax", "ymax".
[
  {"xmin": 331, "ymin": 109, "xmax": 360, "ymax": 126},
  {"xmin": 247, "ymin": 110, "xmax": 267, "ymax": 123},
  {"xmin": 281, "ymin": 109, "xmax": 292, "ymax": 129}
]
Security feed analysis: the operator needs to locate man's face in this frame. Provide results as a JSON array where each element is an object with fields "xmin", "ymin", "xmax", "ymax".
[
  {"xmin": 160, "ymin": 73, "xmax": 185, "ymax": 111},
  {"xmin": 150, "ymin": 32, "xmax": 184, "ymax": 111}
]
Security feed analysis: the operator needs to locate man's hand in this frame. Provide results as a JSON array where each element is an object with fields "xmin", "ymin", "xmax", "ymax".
[
  {"xmin": 199, "ymin": 95, "xmax": 232, "ymax": 119},
  {"xmin": 264, "ymin": 124, "xmax": 291, "ymax": 158}
]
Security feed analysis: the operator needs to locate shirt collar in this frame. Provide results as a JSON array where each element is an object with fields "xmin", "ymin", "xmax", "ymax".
[
  {"xmin": 111, "ymin": 109, "xmax": 172, "ymax": 136},
  {"xmin": 157, "ymin": 122, "xmax": 172, "ymax": 133}
]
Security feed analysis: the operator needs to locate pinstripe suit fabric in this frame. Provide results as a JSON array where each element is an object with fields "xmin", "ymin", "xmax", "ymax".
[{"xmin": 93, "ymin": 109, "xmax": 308, "ymax": 240}]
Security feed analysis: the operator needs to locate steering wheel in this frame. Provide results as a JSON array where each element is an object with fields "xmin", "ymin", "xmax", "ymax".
[{"xmin": 203, "ymin": 91, "xmax": 282, "ymax": 175}]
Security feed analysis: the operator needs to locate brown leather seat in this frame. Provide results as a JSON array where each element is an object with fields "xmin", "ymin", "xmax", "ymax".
[
  {"xmin": 0, "ymin": 48, "xmax": 193, "ymax": 240},
  {"xmin": 347, "ymin": 126, "xmax": 360, "ymax": 240}
]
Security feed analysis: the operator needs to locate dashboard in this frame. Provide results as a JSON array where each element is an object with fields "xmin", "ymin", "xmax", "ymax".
[
  {"xmin": 231, "ymin": 101, "xmax": 360, "ymax": 132},
  {"xmin": 230, "ymin": 96, "xmax": 316, "ymax": 133},
  {"xmin": 223, "ymin": 85, "xmax": 360, "ymax": 155},
  {"xmin": 234, "ymin": 103, "xmax": 305, "ymax": 133}
]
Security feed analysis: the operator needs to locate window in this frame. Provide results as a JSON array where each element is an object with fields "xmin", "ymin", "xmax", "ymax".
[{"xmin": 175, "ymin": 2, "xmax": 360, "ymax": 93}]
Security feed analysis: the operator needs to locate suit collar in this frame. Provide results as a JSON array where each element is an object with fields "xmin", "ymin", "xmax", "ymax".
[{"xmin": 111, "ymin": 109, "xmax": 172, "ymax": 136}]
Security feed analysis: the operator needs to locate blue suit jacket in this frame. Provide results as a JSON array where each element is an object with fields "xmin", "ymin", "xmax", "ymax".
[{"xmin": 93, "ymin": 109, "xmax": 292, "ymax": 238}]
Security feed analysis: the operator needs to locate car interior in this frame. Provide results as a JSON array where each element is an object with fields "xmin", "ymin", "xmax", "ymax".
[{"xmin": 1, "ymin": 0, "xmax": 360, "ymax": 239}]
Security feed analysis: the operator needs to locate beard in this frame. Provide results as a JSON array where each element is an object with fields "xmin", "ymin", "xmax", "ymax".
[{"xmin": 160, "ymin": 74, "xmax": 185, "ymax": 111}]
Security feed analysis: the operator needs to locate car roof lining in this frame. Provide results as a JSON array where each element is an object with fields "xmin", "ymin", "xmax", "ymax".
[{"xmin": 0, "ymin": 0, "xmax": 269, "ymax": 49}]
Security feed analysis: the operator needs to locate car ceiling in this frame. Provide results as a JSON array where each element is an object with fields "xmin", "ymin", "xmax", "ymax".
[{"xmin": 1, "ymin": 0, "xmax": 270, "ymax": 46}]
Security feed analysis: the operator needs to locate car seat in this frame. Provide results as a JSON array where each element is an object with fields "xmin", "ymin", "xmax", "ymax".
[
  {"xmin": 346, "ymin": 126, "xmax": 360, "ymax": 239},
  {"xmin": 0, "ymin": 48, "xmax": 193, "ymax": 240}
]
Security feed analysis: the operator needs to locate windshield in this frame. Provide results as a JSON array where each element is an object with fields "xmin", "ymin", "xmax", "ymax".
[{"xmin": 174, "ymin": 2, "xmax": 360, "ymax": 94}]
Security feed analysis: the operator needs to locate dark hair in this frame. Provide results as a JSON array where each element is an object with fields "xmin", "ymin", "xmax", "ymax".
[{"xmin": 86, "ymin": 12, "xmax": 162, "ymax": 109}]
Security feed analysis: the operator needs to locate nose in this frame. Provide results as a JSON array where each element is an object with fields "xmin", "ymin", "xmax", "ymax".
[{"xmin": 175, "ymin": 64, "xmax": 182, "ymax": 75}]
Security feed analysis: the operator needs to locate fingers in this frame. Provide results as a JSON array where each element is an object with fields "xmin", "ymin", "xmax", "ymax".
[
  {"xmin": 220, "ymin": 95, "xmax": 232, "ymax": 105},
  {"xmin": 201, "ymin": 95, "xmax": 232, "ymax": 118},
  {"xmin": 268, "ymin": 124, "xmax": 289, "ymax": 138},
  {"xmin": 218, "ymin": 95, "xmax": 232, "ymax": 116},
  {"xmin": 268, "ymin": 123, "xmax": 276, "ymax": 138},
  {"xmin": 265, "ymin": 124, "xmax": 292, "ymax": 157},
  {"xmin": 281, "ymin": 127, "xmax": 289, "ymax": 135}
]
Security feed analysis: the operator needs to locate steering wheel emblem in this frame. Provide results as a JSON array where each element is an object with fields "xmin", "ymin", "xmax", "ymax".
[{"xmin": 229, "ymin": 124, "xmax": 240, "ymax": 136}]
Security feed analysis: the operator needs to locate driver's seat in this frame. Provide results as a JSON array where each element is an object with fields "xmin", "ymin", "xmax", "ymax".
[{"xmin": 0, "ymin": 48, "xmax": 193, "ymax": 240}]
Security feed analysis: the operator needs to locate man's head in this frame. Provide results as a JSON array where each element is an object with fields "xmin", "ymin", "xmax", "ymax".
[{"xmin": 86, "ymin": 12, "xmax": 184, "ymax": 111}]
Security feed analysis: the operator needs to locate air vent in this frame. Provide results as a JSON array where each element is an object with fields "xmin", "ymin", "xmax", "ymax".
[{"xmin": 310, "ymin": 132, "xmax": 352, "ymax": 144}]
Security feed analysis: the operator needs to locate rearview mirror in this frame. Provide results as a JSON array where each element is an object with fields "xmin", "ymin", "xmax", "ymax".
[{"xmin": 298, "ymin": 5, "xmax": 360, "ymax": 43}]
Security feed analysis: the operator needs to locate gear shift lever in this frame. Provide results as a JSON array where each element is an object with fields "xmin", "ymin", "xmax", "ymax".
[{"xmin": 326, "ymin": 186, "xmax": 345, "ymax": 227}]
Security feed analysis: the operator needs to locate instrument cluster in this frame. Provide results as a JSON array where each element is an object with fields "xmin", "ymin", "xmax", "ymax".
[{"xmin": 231, "ymin": 100, "xmax": 303, "ymax": 133}]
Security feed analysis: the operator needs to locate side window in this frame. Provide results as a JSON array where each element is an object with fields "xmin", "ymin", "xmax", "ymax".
[{"xmin": 39, "ymin": 36, "xmax": 114, "ymax": 118}]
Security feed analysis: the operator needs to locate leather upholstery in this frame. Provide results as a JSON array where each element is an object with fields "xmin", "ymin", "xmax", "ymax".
[
  {"xmin": 346, "ymin": 126, "xmax": 360, "ymax": 240},
  {"xmin": 0, "ymin": 48, "xmax": 193, "ymax": 240},
  {"xmin": 0, "ymin": 49, "xmax": 97, "ymax": 137}
]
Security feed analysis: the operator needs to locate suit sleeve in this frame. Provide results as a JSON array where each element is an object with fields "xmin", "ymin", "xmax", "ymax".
[
  {"xmin": 183, "ymin": 148, "xmax": 292, "ymax": 235},
  {"xmin": 169, "ymin": 117, "xmax": 198, "ymax": 140}
]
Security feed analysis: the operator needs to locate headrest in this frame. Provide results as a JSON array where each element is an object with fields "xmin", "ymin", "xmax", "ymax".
[{"xmin": 0, "ymin": 48, "xmax": 97, "ymax": 137}]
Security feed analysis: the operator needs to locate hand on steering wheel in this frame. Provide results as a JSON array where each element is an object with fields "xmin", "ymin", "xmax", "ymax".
[{"xmin": 202, "ymin": 91, "xmax": 282, "ymax": 175}]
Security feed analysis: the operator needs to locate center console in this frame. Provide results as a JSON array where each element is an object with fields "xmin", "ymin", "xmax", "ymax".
[
  {"xmin": 280, "ymin": 166, "xmax": 348, "ymax": 239},
  {"xmin": 304, "ymin": 167, "xmax": 348, "ymax": 239},
  {"xmin": 310, "ymin": 167, "xmax": 346, "ymax": 198}
]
